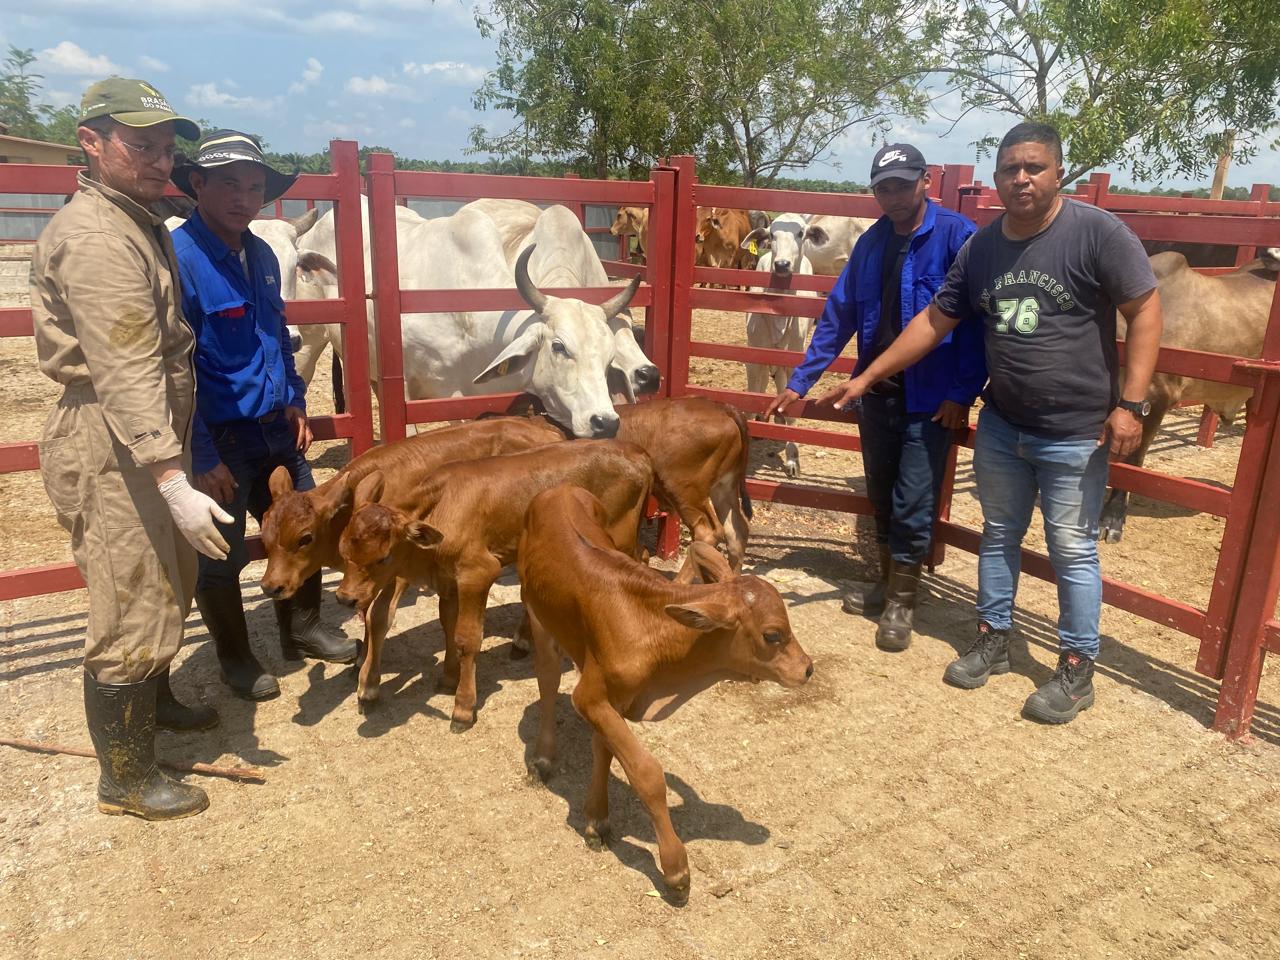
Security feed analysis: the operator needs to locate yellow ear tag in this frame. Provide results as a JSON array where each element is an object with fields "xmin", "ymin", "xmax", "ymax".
[
  {"xmin": 496, "ymin": 358, "xmax": 510, "ymax": 377},
  {"xmin": 749, "ymin": 240, "xmax": 759, "ymax": 255}
]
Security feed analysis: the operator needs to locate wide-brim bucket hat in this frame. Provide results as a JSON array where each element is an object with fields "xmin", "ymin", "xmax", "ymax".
[{"xmin": 171, "ymin": 129, "xmax": 298, "ymax": 204}]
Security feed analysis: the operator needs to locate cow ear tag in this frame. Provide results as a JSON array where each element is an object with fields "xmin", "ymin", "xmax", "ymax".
[{"xmin": 748, "ymin": 240, "xmax": 759, "ymax": 255}]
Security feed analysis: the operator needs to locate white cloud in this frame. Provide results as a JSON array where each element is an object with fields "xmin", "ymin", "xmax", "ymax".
[
  {"xmin": 137, "ymin": 55, "xmax": 169, "ymax": 74},
  {"xmin": 289, "ymin": 57, "xmax": 324, "ymax": 94},
  {"xmin": 187, "ymin": 81, "xmax": 280, "ymax": 114},
  {"xmin": 37, "ymin": 40, "xmax": 121, "ymax": 76},
  {"xmin": 44, "ymin": 88, "xmax": 78, "ymax": 109},
  {"xmin": 398, "ymin": 117, "xmax": 416, "ymax": 128},
  {"xmin": 402, "ymin": 61, "xmax": 487, "ymax": 86},
  {"xmin": 345, "ymin": 74, "xmax": 409, "ymax": 98}
]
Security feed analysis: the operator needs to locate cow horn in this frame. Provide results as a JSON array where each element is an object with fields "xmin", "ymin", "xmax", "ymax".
[
  {"xmin": 599, "ymin": 275, "xmax": 642, "ymax": 320},
  {"xmin": 514, "ymin": 244, "xmax": 548, "ymax": 314},
  {"xmin": 286, "ymin": 207, "xmax": 319, "ymax": 237}
]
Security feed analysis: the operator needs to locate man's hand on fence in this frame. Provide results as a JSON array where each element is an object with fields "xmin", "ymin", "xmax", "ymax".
[
  {"xmin": 815, "ymin": 377, "xmax": 869, "ymax": 412},
  {"xmin": 764, "ymin": 388, "xmax": 801, "ymax": 422}
]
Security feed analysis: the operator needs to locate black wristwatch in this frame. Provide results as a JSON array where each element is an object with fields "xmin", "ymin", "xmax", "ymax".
[{"xmin": 1116, "ymin": 398, "xmax": 1151, "ymax": 419}]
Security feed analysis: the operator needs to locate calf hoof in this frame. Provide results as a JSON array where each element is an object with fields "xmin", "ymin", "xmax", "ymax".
[
  {"xmin": 1100, "ymin": 524, "xmax": 1124, "ymax": 543},
  {"xmin": 584, "ymin": 819, "xmax": 611, "ymax": 850},
  {"xmin": 525, "ymin": 756, "xmax": 553, "ymax": 783},
  {"xmin": 508, "ymin": 642, "xmax": 530, "ymax": 661},
  {"xmin": 449, "ymin": 713, "xmax": 475, "ymax": 734},
  {"xmin": 356, "ymin": 696, "xmax": 377, "ymax": 716},
  {"xmin": 782, "ymin": 460, "xmax": 799, "ymax": 479},
  {"xmin": 663, "ymin": 867, "xmax": 691, "ymax": 893}
]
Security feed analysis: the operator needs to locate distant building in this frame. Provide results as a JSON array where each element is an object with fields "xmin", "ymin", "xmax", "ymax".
[{"xmin": 0, "ymin": 123, "xmax": 82, "ymax": 165}]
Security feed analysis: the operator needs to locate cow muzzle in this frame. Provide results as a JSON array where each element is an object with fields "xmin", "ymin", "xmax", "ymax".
[{"xmin": 589, "ymin": 413, "xmax": 621, "ymax": 438}]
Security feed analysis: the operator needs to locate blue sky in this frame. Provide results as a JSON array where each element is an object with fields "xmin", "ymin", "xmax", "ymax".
[{"xmin": 5, "ymin": 1, "xmax": 1278, "ymax": 192}]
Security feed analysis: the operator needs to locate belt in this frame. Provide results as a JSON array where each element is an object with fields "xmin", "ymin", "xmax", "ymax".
[{"xmin": 256, "ymin": 409, "xmax": 281, "ymax": 424}]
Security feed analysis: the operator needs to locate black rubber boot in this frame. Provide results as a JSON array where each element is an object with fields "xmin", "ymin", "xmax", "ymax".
[
  {"xmin": 943, "ymin": 621, "xmax": 1011, "ymax": 689},
  {"xmin": 1023, "ymin": 651, "xmax": 1096, "ymax": 724},
  {"xmin": 874, "ymin": 560, "xmax": 921, "ymax": 652},
  {"xmin": 155, "ymin": 667, "xmax": 219, "ymax": 731},
  {"xmin": 274, "ymin": 571, "xmax": 357, "ymax": 663},
  {"xmin": 83, "ymin": 670, "xmax": 209, "ymax": 820},
  {"xmin": 196, "ymin": 583, "xmax": 280, "ymax": 701},
  {"xmin": 842, "ymin": 543, "xmax": 891, "ymax": 617}
]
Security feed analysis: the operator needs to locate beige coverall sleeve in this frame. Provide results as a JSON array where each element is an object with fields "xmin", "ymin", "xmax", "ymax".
[{"xmin": 44, "ymin": 231, "xmax": 185, "ymax": 465}]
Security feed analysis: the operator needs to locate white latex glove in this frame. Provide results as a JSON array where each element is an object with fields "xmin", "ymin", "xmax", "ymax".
[{"xmin": 158, "ymin": 473, "xmax": 233, "ymax": 560}]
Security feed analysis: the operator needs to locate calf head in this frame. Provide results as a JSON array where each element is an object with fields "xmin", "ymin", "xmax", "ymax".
[
  {"xmin": 605, "ymin": 315, "xmax": 661, "ymax": 400},
  {"xmin": 610, "ymin": 206, "xmax": 647, "ymax": 239},
  {"xmin": 665, "ymin": 544, "xmax": 813, "ymax": 688},
  {"xmin": 260, "ymin": 466, "xmax": 351, "ymax": 599},
  {"xmin": 335, "ymin": 471, "xmax": 443, "ymax": 613},
  {"xmin": 475, "ymin": 244, "xmax": 639, "ymax": 439}
]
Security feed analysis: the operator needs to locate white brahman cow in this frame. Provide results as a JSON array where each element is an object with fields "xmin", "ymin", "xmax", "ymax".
[
  {"xmin": 739, "ymin": 212, "xmax": 820, "ymax": 477},
  {"xmin": 802, "ymin": 214, "xmax": 877, "ymax": 277}
]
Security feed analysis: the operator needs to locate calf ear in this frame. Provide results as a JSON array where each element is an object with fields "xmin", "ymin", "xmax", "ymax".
[
  {"xmin": 739, "ymin": 227, "xmax": 769, "ymax": 252},
  {"xmin": 474, "ymin": 325, "xmax": 542, "ymax": 384},
  {"xmin": 804, "ymin": 225, "xmax": 829, "ymax": 246},
  {"xmin": 405, "ymin": 520, "xmax": 444, "ymax": 549},
  {"xmin": 353, "ymin": 469, "xmax": 385, "ymax": 508},
  {"xmin": 318, "ymin": 471, "xmax": 354, "ymax": 517},
  {"xmin": 665, "ymin": 600, "xmax": 735, "ymax": 632},
  {"xmin": 268, "ymin": 465, "xmax": 295, "ymax": 500}
]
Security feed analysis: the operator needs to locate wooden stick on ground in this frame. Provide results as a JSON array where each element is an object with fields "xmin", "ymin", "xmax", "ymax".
[{"xmin": 0, "ymin": 738, "xmax": 267, "ymax": 783}]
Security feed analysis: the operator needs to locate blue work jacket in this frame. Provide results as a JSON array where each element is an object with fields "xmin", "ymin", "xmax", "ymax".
[
  {"xmin": 787, "ymin": 199, "xmax": 986, "ymax": 413},
  {"xmin": 173, "ymin": 211, "xmax": 306, "ymax": 473}
]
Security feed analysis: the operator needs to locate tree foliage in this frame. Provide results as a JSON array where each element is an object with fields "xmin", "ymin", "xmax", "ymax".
[
  {"xmin": 939, "ymin": 0, "xmax": 1280, "ymax": 183},
  {"xmin": 470, "ymin": 0, "xmax": 937, "ymax": 186},
  {"xmin": 0, "ymin": 46, "xmax": 80, "ymax": 150}
]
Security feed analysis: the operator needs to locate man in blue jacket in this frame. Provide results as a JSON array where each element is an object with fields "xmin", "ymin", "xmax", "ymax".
[
  {"xmin": 171, "ymin": 131, "xmax": 355, "ymax": 701},
  {"xmin": 766, "ymin": 144, "xmax": 984, "ymax": 651}
]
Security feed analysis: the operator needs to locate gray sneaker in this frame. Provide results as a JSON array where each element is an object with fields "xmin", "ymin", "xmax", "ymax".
[{"xmin": 943, "ymin": 622, "xmax": 1011, "ymax": 689}]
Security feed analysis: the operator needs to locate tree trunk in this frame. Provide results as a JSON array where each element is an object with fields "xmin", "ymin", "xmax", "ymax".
[{"xmin": 1210, "ymin": 130, "xmax": 1235, "ymax": 201}]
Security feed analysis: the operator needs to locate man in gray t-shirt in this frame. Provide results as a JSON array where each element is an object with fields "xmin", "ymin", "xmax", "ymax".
[{"xmin": 817, "ymin": 121, "xmax": 1164, "ymax": 725}]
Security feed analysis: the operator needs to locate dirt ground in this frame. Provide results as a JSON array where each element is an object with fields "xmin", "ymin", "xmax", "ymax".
[{"xmin": 3, "ymin": 302, "xmax": 1280, "ymax": 960}]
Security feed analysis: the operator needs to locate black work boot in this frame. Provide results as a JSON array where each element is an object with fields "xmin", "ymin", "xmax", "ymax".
[
  {"xmin": 842, "ymin": 543, "xmax": 891, "ymax": 617},
  {"xmin": 274, "ymin": 571, "xmax": 357, "ymax": 663},
  {"xmin": 874, "ymin": 560, "xmax": 922, "ymax": 652},
  {"xmin": 155, "ymin": 667, "xmax": 219, "ymax": 731},
  {"xmin": 83, "ymin": 670, "xmax": 209, "ymax": 820},
  {"xmin": 196, "ymin": 583, "xmax": 280, "ymax": 701},
  {"xmin": 1023, "ymin": 651, "xmax": 1096, "ymax": 724},
  {"xmin": 943, "ymin": 621, "xmax": 1011, "ymax": 689}
]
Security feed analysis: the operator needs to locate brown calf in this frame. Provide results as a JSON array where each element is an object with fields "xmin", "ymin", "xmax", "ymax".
[
  {"xmin": 617, "ymin": 397, "xmax": 752, "ymax": 572},
  {"xmin": 518, "ymin": 486, "xmax": 812, "ymax": 892},
  {"xmin": 259, "ymin": 417, "xmax": 565, "ymax": 600},
  {"xmin": 336, "ymin": 440, "xmax": 654, "ymax": 725}
]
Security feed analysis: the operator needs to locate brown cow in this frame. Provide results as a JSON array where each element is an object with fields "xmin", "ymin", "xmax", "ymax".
[
  {"xmin": 695, "ymin": 207, "xmax": 755, "ymax": 272},
  {"xmin": 610, "ymin": 206, "xmax": 649, "ymax": 263},
  {"xmin": 336, "ymin": 440, "xmax": 654, "ymax": 724},
  {"xmin": 519, "ymin": 485, "xmax": 812, "ymax": 892},
  {"xmin": 1099, "ymin": 249, "xmax": 1280, "ymax": 541},
  {"xmin": 259, "ymin": 417, "xmax": 565, "ymax": 599}
]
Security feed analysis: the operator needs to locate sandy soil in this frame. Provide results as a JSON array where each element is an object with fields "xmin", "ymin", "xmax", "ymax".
[{"xmin": 2, "ymin": 301, "xmax": 1279, "ymax": 960}]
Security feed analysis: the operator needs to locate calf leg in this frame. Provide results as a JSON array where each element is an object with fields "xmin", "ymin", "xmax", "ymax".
[
  {"xmin": 448, "ymin": 572, "xmax": 499, "ymax": 732},
  {"xmin": 436, "ymin": 583, "xmax": 460, "ymax": 694},
  {"xmin": 712, "ymin": 482, "xmax": 749, "ymax": 573},
  {"xmin": 526, "ymin": 612, "xmax": 561, "ymax": 782},
  {"xmin": 577, "ymin": 695, "xmax": 689, "ymax": 891},
  {"xmin": 773, "ymin": 365, "xmax": 801, "ymax": 478},
  {"xmin": 584, "ymin": 730, "xmax": 615, "ymax": 848},
  {"xmin": 356, "ymin": 579, "xmax": 406, "ymax": 713}
]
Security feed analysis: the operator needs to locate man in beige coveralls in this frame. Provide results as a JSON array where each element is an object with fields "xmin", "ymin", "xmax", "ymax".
[{"xmin": 32, "ymin": 78, "xmax": 233, "ymax": 820}]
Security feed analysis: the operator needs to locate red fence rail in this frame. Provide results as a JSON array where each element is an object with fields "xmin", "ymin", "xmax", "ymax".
[{"xmin": 3, "ymin": 148, "xmax": 1280, "ymax": 738}]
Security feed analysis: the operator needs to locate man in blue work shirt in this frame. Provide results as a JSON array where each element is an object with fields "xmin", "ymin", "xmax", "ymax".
[
  {"xmin": 171, "ymin": 131, "xmax": 355, "ymax": 701},
  {"xmin": 766, "ymin": 144, "xmax": 984, "ymax": 651}
]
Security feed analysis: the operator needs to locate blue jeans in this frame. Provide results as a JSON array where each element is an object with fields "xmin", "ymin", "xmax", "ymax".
[
  {"xmin": 973, "ymin": 408, "xmax": 1109, "ymax": 658},
  {"xmin": 858, "ymin": 392, "xmax": 953, "ymax": 565},
  {"xmin": 196, "ymin": 415, "xmax": 315, "ymax": 590}
]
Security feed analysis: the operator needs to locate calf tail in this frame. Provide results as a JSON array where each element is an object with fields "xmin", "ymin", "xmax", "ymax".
[
  {"xmin": 726, "ymin": 401, "xmax": 754, "ymax": 521},
  {"xmin": 332, "ymin": 352, "xmax": 346, "ymax": 415}
]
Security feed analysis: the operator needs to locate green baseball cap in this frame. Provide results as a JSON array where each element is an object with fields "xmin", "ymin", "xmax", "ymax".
[{"xmin": 78, "ymin": 77, "xmax": 200, "ymax": 141}]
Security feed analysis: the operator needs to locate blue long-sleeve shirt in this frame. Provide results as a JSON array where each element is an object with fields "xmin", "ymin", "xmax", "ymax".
[
  {"xmin": 787, "ymin": 199, "xmax": 986, "ymax": 413},
  {"xmin": 173, "ymin": 211, "xmax": 306, "ymax": 473}
]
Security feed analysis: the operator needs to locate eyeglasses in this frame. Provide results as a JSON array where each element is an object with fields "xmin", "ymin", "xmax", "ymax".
[{"xmin": 111, "ymin": 135, "xmax": 177, "ymax": 163}]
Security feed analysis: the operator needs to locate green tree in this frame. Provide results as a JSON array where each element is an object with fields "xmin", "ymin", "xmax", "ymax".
[
  {"xmin": 940, "ymin": 0, "xmax": 1280, "ymax": 184},
  {"xmin": 0, "ymin": 46, "xmax": 47, "ymax": 139},
  {"xmin": 470, "ymin": 0, "xmax": 937, "ymax": 185}
]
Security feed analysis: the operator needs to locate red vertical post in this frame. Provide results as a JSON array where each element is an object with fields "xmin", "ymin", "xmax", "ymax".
[
  {"xmin": 328, "ymin": 140, "xmax": 374, "ymax": 456},
  {"xmin": 563, "ymin": 172, "xmax": 586, "ymax": 228},
  {"xmin": 926, "ymin": 164, "xmax": 942, "ymax": 202},
  {"xmin": 644, "ymin": 167, "xmax": 677, "ymax": 379},
  {"xmin": 1236, "ymin": 184, "xmax": 1270, "ymax": 267},
  {"xmin": 1196, "ymin": 408, "xmax": 1219, "ymax": 448},
  {"xmin": 666, "ymin": 155, "xmax": 698, "ymax": 401},
  {"xmin": 366, "ymin": 151, "xmax": 408, "ymax": 443},
  {"xmin": 1091, "ymin": 172, "xmax": 1111, "ymax": 209},
  {"xmin": 939, "ymin": 164, "xmax": 974, "ymax": 212}
]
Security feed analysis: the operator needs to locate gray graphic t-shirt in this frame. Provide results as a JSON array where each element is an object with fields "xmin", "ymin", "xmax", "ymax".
[{"xmin": 934, "ymin": 199, "xmax": 1156, "ymax": 439}]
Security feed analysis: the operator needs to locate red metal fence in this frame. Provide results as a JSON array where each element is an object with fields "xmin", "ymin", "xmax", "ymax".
[{"xmin": 2, "ymin": 144, "xmax": 1280, "ymax": 738}]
